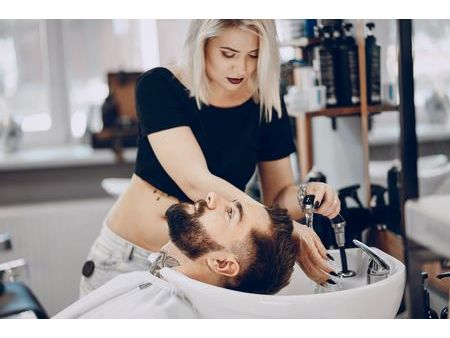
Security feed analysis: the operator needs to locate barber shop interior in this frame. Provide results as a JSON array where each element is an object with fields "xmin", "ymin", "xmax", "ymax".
[{"xmin": 1, "ymin": 15, "xmax": 450, "ymax": 325}]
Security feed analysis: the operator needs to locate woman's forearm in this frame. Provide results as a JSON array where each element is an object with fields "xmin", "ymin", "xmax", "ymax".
[
  {"xmin": 274, "ymin": 184, "xmax": 305, "ymax": 221},
  {"xmin": 184, "ymin": 172, "xmax": 263, "ymax": 206},
  {"xmin": 182, "ymin": 171, "xmax": 303, "ymax": 220}
]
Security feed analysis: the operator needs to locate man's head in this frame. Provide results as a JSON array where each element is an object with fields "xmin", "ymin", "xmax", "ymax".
[{"xmin": 165, "ymin": 192, "xmax": 298, "ymax": 295}]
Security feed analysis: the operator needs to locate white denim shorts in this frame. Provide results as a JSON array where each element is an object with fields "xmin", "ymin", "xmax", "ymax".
[{"xmin": 79, "ymin": 222, "xmax": 154, "ymax": 299}]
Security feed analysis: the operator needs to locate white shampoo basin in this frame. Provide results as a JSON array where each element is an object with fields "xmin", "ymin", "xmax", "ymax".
[{"xmin": 164, "ymin": 247, "xmax": 405, "ymax": 318}]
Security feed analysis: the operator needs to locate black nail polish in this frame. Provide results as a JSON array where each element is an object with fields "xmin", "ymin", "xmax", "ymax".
[
  {"xmin": 327, "ymin": 279, "xmax": 336, "ymax": 285},
  {"xmin": 326, "ymin": 253, "xmax": 335, "ymax": 261},
  {"xmin": 314, "ymin": 201, "xmax": 320, "ymax": 208},
  {"xmin": 329, "ymin": 271, "xmax": 338, "ymax": 277}
]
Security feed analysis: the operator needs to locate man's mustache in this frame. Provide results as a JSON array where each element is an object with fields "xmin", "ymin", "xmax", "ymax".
[
  {"xmin": 165, "ymin": 199, "xmax": 208, "ymax": 222},
  {"xmin": 192, "ymin": 199, "xmax": 208, "ymax": 217}
]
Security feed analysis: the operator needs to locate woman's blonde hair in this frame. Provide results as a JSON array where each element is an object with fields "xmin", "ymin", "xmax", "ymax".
[{"xmin": 178, "ymin": 19, "xmax": 281, "ymax": 122}]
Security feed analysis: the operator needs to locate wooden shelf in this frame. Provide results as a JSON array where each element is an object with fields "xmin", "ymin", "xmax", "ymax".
[
  {"xmin": 285, "ymin": 20, "xmax": 399, "ymax": 208},
  {"xmin": 279, "ymin": 37, "xmax": 321, "ymax": 48},
  {"xmin": 305, "ymin": 103, "xmax": 398, "ymax": 118}
]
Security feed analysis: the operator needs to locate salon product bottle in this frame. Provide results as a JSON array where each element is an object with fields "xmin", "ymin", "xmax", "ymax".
[
  {"xmin": 437, "ymin": 272, "xmax": 450, "ymax": 319},
  {"xmin": 292, "ymin": 48, "xmax": 315, "ymax": 91},
  {"xmin": 318, "ymin": 25, "xmax": 338, "ymax": 106},
  {"xmin": 422, "ymin": 272, "xmax": 439, "ymax": 319},
  {"xmin": 441, "ymin": 306, "xmax": 449, "ymax": 319},
  {"xmin": 305, "ymin": 19, "xmax": 317, "ymax": 38},
  {"xmin": 365, "ymin": 22, "xmax": 381, "ymax": 105},
  {"xmin": 343, "ymin": 23, "xmax": 360, "ymax": 105},
  {"xmin": 333, "ymin": 24, "xmax": 353, "ymax": 107},
  {"xmin": 312, "ymin": 25, "xmax": 323, "ymax": 80},
  {"xmin": 313, "ymin": 24, "xmax": 323, "ymax": 40},
  {"xmin": 386, "ymin": 166, "xmax": 402, "ymax": 235}
]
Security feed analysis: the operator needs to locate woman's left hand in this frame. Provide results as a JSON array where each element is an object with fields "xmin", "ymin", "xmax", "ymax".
[
  {"xmin": 305, "ymin": 182, "xmax": 341, "ymax": 219},
  {"xmin": 293, "ymin": 221, "xmax": 335, "ymax": 284}
]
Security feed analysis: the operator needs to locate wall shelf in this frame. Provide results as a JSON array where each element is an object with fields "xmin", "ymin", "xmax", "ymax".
[
  {"xmin": 285, "ymin": 20, "xmax": 400, "ymax": 207},
  {"xmin": 306, "ymin": 103, "xmax": 398, "ymax": 118},
  {"xmin": 280, "ymin": 37, "xmax": 322, "ymax": 48}
]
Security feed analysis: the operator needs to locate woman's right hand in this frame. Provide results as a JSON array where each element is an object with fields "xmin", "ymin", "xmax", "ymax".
[{"xmin": 293, "ymin": 220, "xmax": 336, "ymax": 285}]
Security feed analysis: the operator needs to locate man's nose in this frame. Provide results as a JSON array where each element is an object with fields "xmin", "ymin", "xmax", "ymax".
[{"xmin": 206, "ymin": 192, "xmax": 218, "ymax": 209}]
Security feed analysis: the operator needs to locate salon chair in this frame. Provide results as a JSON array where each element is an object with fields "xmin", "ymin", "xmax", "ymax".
[{"xmin": 0, "ymin": 233, "xmax": 48, "ymax": 319}]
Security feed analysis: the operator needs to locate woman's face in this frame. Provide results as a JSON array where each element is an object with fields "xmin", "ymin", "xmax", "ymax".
[{"xmin": 204, "ymin": 27, "xmax": 259, "ymax": 96}]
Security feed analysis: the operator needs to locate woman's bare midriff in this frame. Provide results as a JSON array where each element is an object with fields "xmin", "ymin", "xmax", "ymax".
[{"xmin": 105, "ymin": 174, "xmax": 181, "ymax": 252}]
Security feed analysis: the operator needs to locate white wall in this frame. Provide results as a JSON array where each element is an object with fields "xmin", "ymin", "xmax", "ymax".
[
  {"xmin": 0, "ymin": 198, "xmax": 115, "ymax": 316},
  {"xmin": 312, "ymin": 116, "xmax": 367, "ymax": 201},
  {"xmin": 156, "ymin": 19, "xmax": 190, "ymax": 66}
]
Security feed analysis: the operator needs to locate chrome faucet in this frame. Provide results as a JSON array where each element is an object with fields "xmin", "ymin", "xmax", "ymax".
[
  {"xmin": 331, "ymin": 214, "xmax": 356, "ymax": 278},
  {"xmin": 353, "ymin": 239, "xmax": 390, "ymax": 284},
  {"xmin": 0, "ymin": 233, "xmax": 12, "ymax": 251},
  {"xmin": 0, "ymin": 233, "xmax": 27, "ymax": 284},
  {"xmin": 302, "ymin": 194, "xmax": 316, "ymax": 230}
]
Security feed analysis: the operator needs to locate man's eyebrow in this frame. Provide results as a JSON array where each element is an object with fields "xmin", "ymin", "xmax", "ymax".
[
  {"xmin": 219, "ymin": 46, "xmax": 259, "ymax": 53},
  {"xmin": 232, "ymin": 200, "xmax": 243, "ymax": 222}
]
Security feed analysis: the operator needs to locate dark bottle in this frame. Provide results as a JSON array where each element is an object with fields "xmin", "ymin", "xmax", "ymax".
[
  {"xmin": 422, "ymin": 272, "xmax": 439, "ymax": 319},
  {"xmin": 386, "ymin": 166, "xmax": 402, "ymax": 235},
  {"xmin": 365, "ymin": 22, "xmax": 381, "ymax": 105},
  {"xmin": 333, "ymin": 24, "xmax": 354, "ymax": 107},
  {"xmin": 343, "ymin": 23, "xmax": 360, "ymax": 105},
  {"xmin": 441, "ymin": 306, "xmax": 449, "ymax": 319},
  {"xmin": 437, "ymin": 272, "xmax": 450, "ymax": 319},
  {"xmin": 313, "ymin": 24, "xmax": 323, "ymax": 39},
  {"xmin": 305, "ymin": 19, "xmax": 317, "ymax": 38},
  {"xmin": 333, "ymin": 24, "xmax": 359, "ymax": 107},
  {"xmin": 318, "ymin": 25, "xmax": 338, "ymax": 106}
]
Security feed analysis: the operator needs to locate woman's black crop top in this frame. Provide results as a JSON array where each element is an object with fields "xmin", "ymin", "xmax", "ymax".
[{"xmin": 134, "ymin": 67, "xmax": 296, "ymax": 202}]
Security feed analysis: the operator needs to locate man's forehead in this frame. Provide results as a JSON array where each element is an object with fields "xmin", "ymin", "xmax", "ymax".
[{"xmin": 244, "ymin": 205, "xmax": 271, "ymax": 235}]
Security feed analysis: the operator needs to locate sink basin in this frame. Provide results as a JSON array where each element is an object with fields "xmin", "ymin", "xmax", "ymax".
[
  {"xmin": 369, "ymin": 155, "xmax": 450, "ymax": 196},
  {"xmin": 164, "ymin": 247, "xmax": 405, "ymax": 318},
  {"xmin": 276, "ymin": 247, "xmax": 405, "ymax": 318},
  {"xmin": 101, "ymin": 178, "xmax": 130, "ymax": 197}
]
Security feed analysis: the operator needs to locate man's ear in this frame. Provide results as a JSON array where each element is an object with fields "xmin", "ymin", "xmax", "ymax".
[{"xmin": 206, "ymin": 253, "xmax": 240, "ymax": 278}]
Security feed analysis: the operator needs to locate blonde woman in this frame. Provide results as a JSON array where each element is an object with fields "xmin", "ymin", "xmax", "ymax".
[{"xmin": 79, "ymin": 19, "xmax": 341, "ymax": 297}]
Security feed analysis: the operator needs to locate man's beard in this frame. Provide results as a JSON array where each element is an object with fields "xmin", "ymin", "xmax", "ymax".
[{"xmin": 165, "ymin": 199, "xmax": 224, "ymax": 259}]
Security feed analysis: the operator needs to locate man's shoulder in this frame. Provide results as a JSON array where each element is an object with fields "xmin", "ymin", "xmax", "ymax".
[{"xmin": 53, "ymin": 270, "xmax": 196, "ymax": 318}]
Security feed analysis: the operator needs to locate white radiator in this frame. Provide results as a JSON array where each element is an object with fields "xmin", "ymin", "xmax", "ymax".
[{"xmin": 0, "ymin": 198, "xmax": 115, "ymax": 317}]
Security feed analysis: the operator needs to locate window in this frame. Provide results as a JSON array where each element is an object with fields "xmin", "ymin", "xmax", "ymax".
[
  {"xmin": 413, "ymin": 20, "xmax": 450, "ymax": 126},
  {"xmin": 0, "ymin": 19, "xmax": 160, "ymax": 149},
  {"xmin": 0, "ymin": 20, "xmax": 53, "ymax": 148}
]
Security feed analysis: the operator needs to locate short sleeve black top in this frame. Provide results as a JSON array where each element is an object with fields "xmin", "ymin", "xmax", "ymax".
[{"xmin": 134, "ymin": 67, "xmax": 296, "ymax": 202}]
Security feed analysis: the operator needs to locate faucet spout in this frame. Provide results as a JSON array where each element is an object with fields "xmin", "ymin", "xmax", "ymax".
[
  {"xmin": 330, "ymin": 214, "xmax": 346, "ymax": 247},
  {"xmin": 303, "ymin": 194, "xmax": 316, "ymax": 230},
  {"xmin": 331, "ymin": 214, "xmax": 356, "ymax": 278},
  {"xmin": 353, "ymin": 239, "xmax": 390, "ymax": 284}
]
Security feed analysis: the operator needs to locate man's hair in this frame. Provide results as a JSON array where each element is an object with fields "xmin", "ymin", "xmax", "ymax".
[{"xmin": 225, "ymin": 206, "xmax": 299, "ymax": 295}]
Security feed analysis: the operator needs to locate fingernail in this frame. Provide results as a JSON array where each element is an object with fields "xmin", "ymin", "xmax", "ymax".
[
  {"xmin": 329, "ymin": 271, "xmax": 338, "ymax": 277},
  {"xmin": 327, "ymin": 279, "xmax": 336, "ymax": 285},
  {"xmin": 314, "ymin": 201, "xmax": 320, "ymax": 208},
  {"xmin": 326, "ymin": 253, "xmax": 335, "ymax": 261}
]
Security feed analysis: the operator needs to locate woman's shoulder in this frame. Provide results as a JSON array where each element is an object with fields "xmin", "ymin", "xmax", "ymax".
[
  {"xmin": 135, "ymin": 67, "xmax": 190, "ymax": 104},
  {"xmin": 137, "ymin": 67, "xmax": 185, "ymax": 89}
]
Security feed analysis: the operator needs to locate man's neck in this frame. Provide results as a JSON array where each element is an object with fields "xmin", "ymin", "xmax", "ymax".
[
  {"xmin": 160, "ymin": 241, "xmax": 190, "ymax": 267},
  {"xmin": 160, "ymin": 242, "xmax": 223, "ymax": 287}
]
